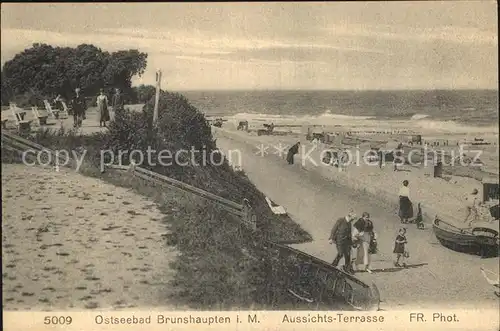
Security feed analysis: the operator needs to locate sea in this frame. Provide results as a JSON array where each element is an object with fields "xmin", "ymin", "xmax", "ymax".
[{"xmin": 181, "ymin": 89, "xmax": 499, "ymax": 135}]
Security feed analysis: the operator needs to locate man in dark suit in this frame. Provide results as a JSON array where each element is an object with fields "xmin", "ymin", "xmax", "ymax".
[
  {"xmin": 71, "ymin": 88, "xmax": 86, "ymax": 128},
  {"xmin": 286, "ymin": 141, "xmax": 301, "ymax": 165},
  {"xmin": 329, "ymin": 211, "xmax": 356, "ymax": 273},
  {"xmin": 111, "ymin": 88, "xmax": 125, "ymax": 115}
]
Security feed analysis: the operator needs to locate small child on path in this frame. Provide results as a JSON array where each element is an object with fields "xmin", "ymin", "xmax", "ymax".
[{"xmin": 393, "ymin": 228, "xmax": 408, "ymax": 268}]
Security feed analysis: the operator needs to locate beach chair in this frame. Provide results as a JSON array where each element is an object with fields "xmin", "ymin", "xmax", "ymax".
[
  {"xmin": 9, "ymin": 103, "xmax": 32, "ymax": 134},
  {"xmin": 43, "ymin": 99, "xmax": 68, "ymax": 119},
  {"xmin": 1, "ymin": 112, "xmax": 8, "ymax": 129},
  {"xmin": 43, "ymin": 99, "xmax": 60, "ymax": 119},
  {"xmin": 61, "ymin": 101, "xmax": 72, "ymax": 116},
  {"xmin": 265, "ymin": 197, "xmax": 287, "ymax": 215},
  {"xmin": 31, "ymin": 106, "xmax": 49, "ymax": 126}
]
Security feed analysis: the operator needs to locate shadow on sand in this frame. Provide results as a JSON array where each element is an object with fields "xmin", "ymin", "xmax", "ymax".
[{"xmin": 356, "ymin": 263, "xmax": 428, "ymax": 274}]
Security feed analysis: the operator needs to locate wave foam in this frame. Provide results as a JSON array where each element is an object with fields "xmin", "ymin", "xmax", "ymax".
[
  {"xmin": 224, "ymin": 112, "xmax": 498, "ymax": 135},
  {"xmin": 410, "ymin": 113, "xmax": 430, "ymax": 120},
  {"xmin": 230, "ymin": 111, "xmax": 374, "ymax": 122}
]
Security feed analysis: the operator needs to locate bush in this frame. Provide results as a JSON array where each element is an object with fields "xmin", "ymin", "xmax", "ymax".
[
  {"xmin": 144, "ymin": 91, "xmax": 216, "ymax": 152},
  {"xmin": 10, "ymin": 90, "xmax": 47, "ymax": 108}
]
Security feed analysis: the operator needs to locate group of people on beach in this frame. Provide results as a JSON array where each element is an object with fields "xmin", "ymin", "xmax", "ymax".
[
  {"xmin": 328, "ymin": 179, "xmax": 416, "ymax": 274},
  {"xmin": 398, "ymin": 178, "xmax": 483, "ymax": 226},
  {"xmin": 329, "ymin": 210, "xmax": 409, "ymax": 274},
  {"xmin": 328, "ymin": 178, "xmax": 486, "ymax": 274},
  {"xmin": 54, "ymin": 87, "xmax": 125, "ymax": 128}
]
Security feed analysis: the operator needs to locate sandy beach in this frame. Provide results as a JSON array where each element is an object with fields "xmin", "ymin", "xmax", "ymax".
[
  {"xmin": 215, "ymin": 123, "xmax": 498, "ymax": 224},
  {"xmin": 1, "ymin": 164, "xmax": 179, "ymax": 311},
  {"xmin": 214, "ymin": 126, "xmax": 499, "ymax": 309}
]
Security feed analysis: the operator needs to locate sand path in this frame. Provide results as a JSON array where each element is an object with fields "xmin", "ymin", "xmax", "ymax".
[
  {"xmin": 215, "ymin": 129, "xmax": 499, "ymax": 310},
  {"xmin": 2, "ymin": 164, "xmax": 177, "ymax": 311}
]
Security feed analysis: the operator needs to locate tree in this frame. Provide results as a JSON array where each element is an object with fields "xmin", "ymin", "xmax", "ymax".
[
  {"xmin": 132, "ymin": 84, "xmax": 157, "ymax": 104},
  {"xmin": 1, "ymin": 43, "xmax": 148, "ymax": 103}
]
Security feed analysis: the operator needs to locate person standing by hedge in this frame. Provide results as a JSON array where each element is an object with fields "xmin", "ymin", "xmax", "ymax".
[
  {"xmin": 71, "ymin": 88, "xmax": 86, "ymax": 128},
  {"xmin": 111, "ymin": 88, "xmax": 125, "ymax": 116},
  {"xmin": 97, "ymin": 89, "xmax": 110, "ymax": 127}
]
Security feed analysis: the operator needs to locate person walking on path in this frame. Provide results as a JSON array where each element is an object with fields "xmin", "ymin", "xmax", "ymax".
[
  {"xmin": 286, "ymin": 142, "xmax": 300, "ymax": 165},
  {"xmin": 398, "ymin": 180, "xmax": 413, "ymax": 224},
  {"xmin": 393, "ymin": 142, "xmax": 404, "ymax": 171},
  {"xmin": 71, "ymin": 88, "xmax": 86, "ymax": 128},
  {"xmin": 464, "ymin": 188, "xmax": 480, "ymax": 226},
  {"xmin": 338, "ymin": 149, "xmax": 350, "ymax": 172},
  {"xmin": 111, "ymin": 88, "xmax": 125, "ymax": 116},
  {"xmin": 393, "ymin": 228, "xmax": 408, "ymax": 268},
  {"xmin": 97, "ymin": 89, "xmax": 110, "ymax": 127},
  {"xmin": 329, "ymin": 211, "xmax": 356, "ymax": 274},
  {"xmin": 353, "ymin": 212, "xmax": 377, "ymax": 273}
]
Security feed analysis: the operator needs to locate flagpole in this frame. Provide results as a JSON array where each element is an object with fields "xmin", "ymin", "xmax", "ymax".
[{"xmin": 153, "ymin": 69, "xmax": 162, "ymax": 127}]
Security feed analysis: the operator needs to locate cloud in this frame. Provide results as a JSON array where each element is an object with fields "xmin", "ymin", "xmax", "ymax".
[
  {"xmin": 1, "ymin": 27, "xmax": 390, "ymax": 69},
  {"xmin": 1, "ymin": 25, "xmax": 496, "ymax": 90},
  {"xmin": 320, "ymin": 23, "xmax": 497, "ymax": 45},
  {"xmin": 1, "ymin": 28, "xmax": 234, "ymax": 57},
  {"xmin": 96, "ymin": 27, "xmax": 391, "ymax": 54}
]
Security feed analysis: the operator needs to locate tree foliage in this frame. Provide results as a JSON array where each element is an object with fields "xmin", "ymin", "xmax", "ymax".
[
  {"xmin": 1, "ymin": 43, "xmax": 147, "ymax": 105},
  {"xmin": 131, "ymin": 84, "xmax": 157, "ymax": 104}
]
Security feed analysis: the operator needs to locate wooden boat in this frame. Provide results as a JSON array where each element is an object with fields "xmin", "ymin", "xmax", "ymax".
[
  {"xmin": 433, "ymin": 217, "xmax": 499, "ymax": 257},
  {"xmin": 265, "ymin": 197, "xmax": 287, "ymax": 215},
  {"xmin": 263, "ymin": 241, "xmax": 380, "ymax": 311}
]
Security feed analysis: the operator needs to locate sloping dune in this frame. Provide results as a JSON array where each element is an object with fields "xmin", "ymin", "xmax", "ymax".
[{"xmin": 2, "ymin": 164, "xmax": 178, "ymax": 311}]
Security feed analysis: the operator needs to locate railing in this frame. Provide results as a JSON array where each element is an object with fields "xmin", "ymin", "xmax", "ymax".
[
  {"xmin": 1, "ymin": 130, "xmax": 257, "ymax": 231},
  {"xmin": 107, "ymin": 163, "xmax": 257, "ymax": 230}
]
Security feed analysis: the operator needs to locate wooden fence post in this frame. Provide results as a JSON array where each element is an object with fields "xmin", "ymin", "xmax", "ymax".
[
  {"xmin": 242, "ymin": 198, "xmax": 257, "ymax": 231},
  {"xmin": 153, "ymin": 69, "xmax": 162, "ymax": 127}
]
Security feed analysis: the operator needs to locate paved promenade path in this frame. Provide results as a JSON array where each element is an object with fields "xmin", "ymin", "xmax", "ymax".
[{"xmin": 215, "ymin": 128, "xmax": 499, "ymax": 310}]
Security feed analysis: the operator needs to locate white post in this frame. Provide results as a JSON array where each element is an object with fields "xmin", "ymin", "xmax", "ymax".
[{"xmin": 153, "ymin": 69, "xmax": 162, "ymax": 127}]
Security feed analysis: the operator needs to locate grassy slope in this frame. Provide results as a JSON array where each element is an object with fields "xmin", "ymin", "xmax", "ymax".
[{"xmin": 2, "ymin": 118, "xmax": 313, "ymax": 309}]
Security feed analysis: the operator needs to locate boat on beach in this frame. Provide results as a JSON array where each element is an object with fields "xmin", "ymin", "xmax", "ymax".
[
  {"xmin": 432, "ymin": 217, "xmax": 499, "ymax": 257},
  {"xmin": 265, "ymin": 196, "xmax": 287, "ymax": 215}
]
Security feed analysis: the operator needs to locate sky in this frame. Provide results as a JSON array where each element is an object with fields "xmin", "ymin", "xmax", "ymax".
[{"xmin": 1, "ymin": 2, "xmax": 498, "ymax": 90}]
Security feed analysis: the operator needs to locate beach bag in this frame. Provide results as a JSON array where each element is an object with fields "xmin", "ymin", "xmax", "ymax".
[
  {"xmin": 368, "ymin": 237, "xmax": 378, "ymax": 254},
  {"xmin": 403, "ymin": 250, "xmax": 410, "ymax": 258}
]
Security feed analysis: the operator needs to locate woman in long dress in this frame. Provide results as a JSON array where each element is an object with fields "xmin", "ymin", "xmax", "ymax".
[
  {"xmin": 464, "ymin": 188, "xmax": 480, "ymax": 226},
  {"xmin": 353, "ymin": 212, "xmax": 377, "ymax": 273},
  {"xmin": 97, "ymin": 89, "xmax": 110, "ymax": 127},
  {"xmin": 398, "ymin": 180, "xmax": 413, "ymax": 223}
]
